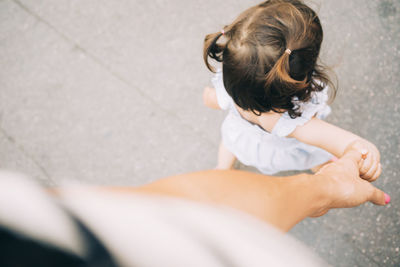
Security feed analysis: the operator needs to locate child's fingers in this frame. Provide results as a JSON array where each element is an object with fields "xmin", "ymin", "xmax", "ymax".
[
  {"xmin": 370, "ymin": 163, "xmax": 382, "ymax": 182},
  {"xmin": 361, "ymin": 158, "xmax": 379, "ymax": 181},
  {"xmin": 370, "ymin": 145, "xmax": 381, "ymax": 162},
  {"xmin": 359, "ymin": 153, "xmax": 373, "ymax": 176}
]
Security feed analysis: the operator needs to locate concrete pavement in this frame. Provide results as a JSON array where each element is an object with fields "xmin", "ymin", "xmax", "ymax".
[{"xmin": 0, "ymin": 0, "xmax": 399, "ymax": 265}]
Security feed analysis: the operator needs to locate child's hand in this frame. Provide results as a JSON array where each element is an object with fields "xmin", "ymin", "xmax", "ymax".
[
  {"xmin": 348, "ymin": 139, "xmax": 382, "ymax": 182},
  {"xmin": 202, "ymin": 87, "xmax": 221, "ymax": 110}
]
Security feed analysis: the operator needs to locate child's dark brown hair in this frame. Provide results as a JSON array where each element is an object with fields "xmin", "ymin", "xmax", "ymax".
[{"xmin": 204, "ymin": 0, "xmax": 335, "ymax": 118}]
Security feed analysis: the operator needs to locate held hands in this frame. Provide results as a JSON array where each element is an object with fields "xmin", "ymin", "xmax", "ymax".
[
  {"xmin": 311, "ymin": 140, "xmax": 389, "ymax": 217},
  {"xmin": 356, "ymin": 139, "xmax": 382, "ymax": 182}
]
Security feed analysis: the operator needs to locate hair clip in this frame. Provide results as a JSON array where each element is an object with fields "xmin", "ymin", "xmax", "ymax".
[
  {"xmin": 285, "ymin": 48, "xmax": 292, "ymax": 55},
  {"xmin": 221, "ymin": 29, "xmax": 225, "ymax": 36}
]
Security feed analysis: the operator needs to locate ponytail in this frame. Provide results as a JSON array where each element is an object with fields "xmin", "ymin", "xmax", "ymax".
[
  {"xmin": 203, "ymin": 4, "xmax": 260, "ymax": 72},
  {"xmin": 203, "ymin": 31, "xmax": 226, "ymax": 72},
  {"xmin": 203, "ymin": 0, "xmax": 335, "ymax": 119},
  {"xmin": 265, "ymin": 48, "xmax": 308, "ymax": 94}
]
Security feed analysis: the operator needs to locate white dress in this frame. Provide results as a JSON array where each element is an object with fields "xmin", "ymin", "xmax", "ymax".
[{"xmin": 212, "ymin": 70, "xmax": 333, "ymax": 174}]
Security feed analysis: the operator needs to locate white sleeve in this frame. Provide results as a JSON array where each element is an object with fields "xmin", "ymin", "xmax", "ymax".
[
  {"xmin": 211, "ymin": 69, "xmax": 232, "ymax": 110},
  {"xmin": 272, "ymin": 87, "xmax": 332, "ymax": 137},
  {"xmin": 61, "ymin": 189, "xmax": 327, "ymax": 267}
]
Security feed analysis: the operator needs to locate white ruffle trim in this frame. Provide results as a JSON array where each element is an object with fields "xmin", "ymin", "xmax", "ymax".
[
  {"xmin": 272, "ymin": 87, "xmax": 331, "ymax": 137},
  {"xmin": 211, "ymin": 69, "xmax": 231, "ymax": 110}
]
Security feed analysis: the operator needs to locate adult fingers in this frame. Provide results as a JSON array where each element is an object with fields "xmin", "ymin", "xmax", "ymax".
[{"xmin": 340, "ymin": 148, "xmax": 363, "ymax": 172}]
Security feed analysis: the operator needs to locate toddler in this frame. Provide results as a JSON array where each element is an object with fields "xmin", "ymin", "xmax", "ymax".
[{"xmin": 203, "ymin": 0, "xmax": 381, "ymax": 181}]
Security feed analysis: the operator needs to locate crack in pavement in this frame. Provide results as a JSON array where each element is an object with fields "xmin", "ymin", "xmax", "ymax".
[
  {"xmin": 12, "ymin": 0, "xmax": 217, "ymax": 149},
  {"xmin": 0, "ymin": 126, "xmax": 54, "ymax": 184}
]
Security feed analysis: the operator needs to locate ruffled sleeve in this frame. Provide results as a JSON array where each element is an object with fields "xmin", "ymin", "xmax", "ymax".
[
  {"xmin": 211, "ymin": 69, "xmax": 232, "ymax": 110},
  {"xmin": 271, "ymin": 87, "xmax": 332, "ymax": 137}
]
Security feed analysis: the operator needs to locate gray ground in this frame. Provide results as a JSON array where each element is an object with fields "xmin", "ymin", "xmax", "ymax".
[{"xmin": 0, "ymin": 0, "xmax": 399, "ymax": 266}]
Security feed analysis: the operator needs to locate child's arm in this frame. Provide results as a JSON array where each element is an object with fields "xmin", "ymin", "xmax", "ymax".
[
  {"xmin": 288, "ymin": 118, "xmax": 360, "ymax": 157},
  {"xmin": 202, "ymin": 87, "xmax": 221, "ymax": 110},
  {"xmin": 289, "ymin": 117, "xmax": 381, "ymax": 181},
  {"xmin": 258, "ymin": 114, "xmax": 381, "ymax": 181}
]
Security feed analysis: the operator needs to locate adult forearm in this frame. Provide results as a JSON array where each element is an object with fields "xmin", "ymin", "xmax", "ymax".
[
  {"xmin": 71, "ymin": 145, "xmax": 388, "ymax": 233},
  {"xmin": 107, "ymin": 170, "xmax": 327, "ymax": 232}
]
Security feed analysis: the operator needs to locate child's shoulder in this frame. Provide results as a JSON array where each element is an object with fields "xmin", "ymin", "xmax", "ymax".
[
  {"xmin": 259, "ymin": 87, "xmax": 332, "ymax": 137},
  {"xmin": 292, "ymin": 86, "xmax": 331, "ymax": 120}
]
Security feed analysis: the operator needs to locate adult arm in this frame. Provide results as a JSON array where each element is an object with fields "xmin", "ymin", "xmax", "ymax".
[{"xmin": 103, "ymin": 142, "xmax": 389, "ymax": 232}]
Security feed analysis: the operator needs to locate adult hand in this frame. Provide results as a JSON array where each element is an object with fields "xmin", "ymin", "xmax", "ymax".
[{"xmin": 310, "ymin": 140, "xmax": 390, "ymax": 217}]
